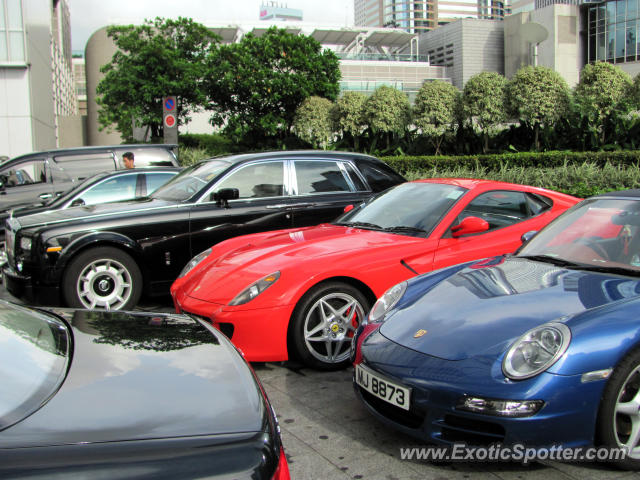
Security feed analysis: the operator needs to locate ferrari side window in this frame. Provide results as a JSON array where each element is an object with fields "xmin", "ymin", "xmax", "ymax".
[{"xmin": 459, "ymin": 191, "xmax": 529, "ymax": 231}]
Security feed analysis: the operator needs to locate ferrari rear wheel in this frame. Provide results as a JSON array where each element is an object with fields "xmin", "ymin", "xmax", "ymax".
[
  {"xmin": 291, "ymin": 282, "xmax": 369, "ymax": 370},
  {"xmin": 597, "ymin": 348, "xmax": 640, "ymax": 469}
]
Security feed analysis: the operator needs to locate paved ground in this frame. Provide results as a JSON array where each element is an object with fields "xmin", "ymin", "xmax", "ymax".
[{"xmin": 3, "ymin": 286, "xmax": 640, "ymax": 479}]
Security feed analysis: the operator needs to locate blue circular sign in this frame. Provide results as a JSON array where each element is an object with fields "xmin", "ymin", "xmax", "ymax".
[{"xmin": 164, "ymin": 98, "xmax": 175, "ymax": 111}]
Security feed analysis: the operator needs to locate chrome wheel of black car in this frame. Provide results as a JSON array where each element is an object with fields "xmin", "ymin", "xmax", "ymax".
[
  {"xmin": 291, "ymin": 282, "xmax": 369, "ymax": 370},
  {"xmin": 597, "ymin": 348, "xmax": 640, "ymax": 469},
  {"xmin": 63, "ymin": 247, "xmax": 142, "ymax": 310}
]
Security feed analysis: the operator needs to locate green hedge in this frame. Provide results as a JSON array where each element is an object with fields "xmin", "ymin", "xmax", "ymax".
[{"xmin": 381, "ymin": 151, "xmax": 640, "ymax": 175}]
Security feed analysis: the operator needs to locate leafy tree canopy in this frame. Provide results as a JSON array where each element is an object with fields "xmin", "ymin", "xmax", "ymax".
[
  {"xmin": 414, "ymin": 80, "xmax": 459, "ymax": 134},
  {"xmin": 206, "ymin": 27, "xmax": 341, "ymax": 145},
  {"xmin": 292, "ymin": 96, "xmax": 335, "ymax": 149},
  {"xmin": 462, "ymin": 72, "xmax": 508, "ymax": 130},
  {"xmin": 96, "ymin": 17, "xmax": 220, "ymax": 140},
  {"xmin": 333, "ymin": 91, "xmax": 367, "ymax": 139},
  {"xmin": 363, "ymin": 86, "xmax": 411, "ymax": 135},
  {"xmin": 574, "ymin": 61, "xmax": 632, "ymax": 122}
]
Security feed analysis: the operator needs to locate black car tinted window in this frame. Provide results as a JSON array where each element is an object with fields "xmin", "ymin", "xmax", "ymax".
[
  {"xmin": 357, "ymin": 162, "xmax": 405, "ymax": 191},
  {"xmin": 295, "ymin": 160, "xmax": 351, "ymax": 194},
  {"xmin": 344, "ymin": 163, "xmax": 368, "ymax": 191},
  {"xmin": 216, "ymin": 162, "xmax": 285, "ymax": 199},
  {"xmin": 75, "ymin": 173, "xmax": 139, "ymax": 205}
]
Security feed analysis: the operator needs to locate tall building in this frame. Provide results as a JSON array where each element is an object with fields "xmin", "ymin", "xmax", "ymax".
[
  {"xmin": 0, "ymin": 0, "xmax": 77, "ymax": 157},
  {"xmin": 354, "ymin": 0, "xmax": 510, "ymax": 34}
]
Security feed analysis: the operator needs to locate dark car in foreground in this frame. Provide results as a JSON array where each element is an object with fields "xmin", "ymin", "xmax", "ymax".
[
  {"xmin": 352, "ymin": 189, "xmax": 640, "ymax": 469},
  {"xmin": 0, "ymin": 300, "xmax": 289, "ymax": 479},
  {"xmin": 3, "ymin": 151, "xmax": 404, "ymax": 310}
]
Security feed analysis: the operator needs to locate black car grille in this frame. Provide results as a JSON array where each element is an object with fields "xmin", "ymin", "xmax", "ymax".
[
  {"xmin": 183, "ymin": 312, "xmax": 234, "ymax": 339},
  {"xmin": 357, "ymin": 387, "xmax": 424, "ymax": 429},
  {"xmin": 438, "ymin": 414, "xmax": 506, "ymax": 445}
]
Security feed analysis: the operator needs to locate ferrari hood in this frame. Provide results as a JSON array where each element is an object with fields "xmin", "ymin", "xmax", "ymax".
[
  {"xmin": 379, "ymin": 256, "xmax": 640, "ymax": 360},
  {"xmin": 0, "ymin": 310, "xmax": 268, "ymax": 447},
  {"xmin": 184, "ymin": 224, "xmax": 424, "ymax": 303}
]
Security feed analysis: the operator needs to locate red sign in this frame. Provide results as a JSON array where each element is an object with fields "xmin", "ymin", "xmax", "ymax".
[{"xmin": 164, "ymin": 114, "xmax": 176, "ymax": 128}]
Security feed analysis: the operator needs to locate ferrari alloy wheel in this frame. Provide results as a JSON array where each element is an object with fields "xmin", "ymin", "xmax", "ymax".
[
  {"xmin": 63, "ymin": 247, "xmax": 142, "ymax": 311},
  {"xmin": 291, "ymin": 282, "xmax": 370, "ymax": 370},
  {"xmin": 597, "ymin": 348, "xmax": 640, "ymax": 469}
]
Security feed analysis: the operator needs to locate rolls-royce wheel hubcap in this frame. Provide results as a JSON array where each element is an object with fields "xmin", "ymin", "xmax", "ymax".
[{"xmin": 76, "ymin": 258, "xmax": 132, "ymax": 310}]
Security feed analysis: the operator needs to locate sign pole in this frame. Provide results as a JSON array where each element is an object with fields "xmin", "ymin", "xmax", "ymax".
[{"xmin": 162, "ymin": 96, "xmax": 178, "ymax": 145}]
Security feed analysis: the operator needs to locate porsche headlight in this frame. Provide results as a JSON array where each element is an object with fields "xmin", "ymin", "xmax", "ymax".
[
  {"xmin": 369, "ymin": 281, "xmax": 407, "ymax": 323},
  {"xmin": 502, "ymin": 323, "xmax": 571, "ymax": 380},
  {"xmin": 178, "ymin": 248, "xmax": 212, "ymax": 278},
  {"xmin": 229, "ymin": 272, "xmax": 280, "ymax": 306}
]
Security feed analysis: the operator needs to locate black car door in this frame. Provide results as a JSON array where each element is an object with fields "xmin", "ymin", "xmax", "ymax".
[
  {"xmin": 287, "ymin": 158, "xmax": 369, "ymax": 228},
  {"xmin": 187, "ymin": 159, "xmax": 293, "ymax": 261}
]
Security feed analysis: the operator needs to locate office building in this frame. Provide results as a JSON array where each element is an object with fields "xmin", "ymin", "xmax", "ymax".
[
  {"xmin": 354, "ymin": 0, "xmax": 511, "ymax": 34},
  {"xmin": 0, "ymin": 0, "xmax": 77, "ymax": 157}
]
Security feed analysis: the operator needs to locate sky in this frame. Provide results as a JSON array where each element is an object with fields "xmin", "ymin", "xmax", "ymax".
[{"xmin": 68, "ymin": 0, "xmax": 356, "ymax": 52}]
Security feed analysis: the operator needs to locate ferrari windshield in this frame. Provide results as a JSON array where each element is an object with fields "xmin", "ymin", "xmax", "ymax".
[
  {"xmin": 151, "ymin": 159, "xmax": 231, "ymax": 202},
  {"xmin": 519, "ymin": 197, "xmax": 640, "ymax": 273},
  {"xmin": 0, "ymin": 302, "xmax": 70, "ymax": 430},
  {"xmin": 334, "ymin": 182, "xmax": 467, "ymax": 236}
]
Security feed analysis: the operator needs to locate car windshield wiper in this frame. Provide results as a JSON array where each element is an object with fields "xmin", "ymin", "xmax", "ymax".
[
  {"xmin": 382, "ymin": 225, "xmax": 428, "ymax": 235},
  {"xmin": 517, "ymin": 254, "xmax": 585, "ymax": 268},
  {"xmin": 519, "ymin": 254, "xmax": 640, "ymax": 277},
  {"xmin": 334, "ymin": 221, "xmax": 383, "ymax": 230}
]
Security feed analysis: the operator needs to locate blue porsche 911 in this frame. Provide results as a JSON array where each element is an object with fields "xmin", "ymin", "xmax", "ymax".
[{"xmin": 352, "ymin": 189, "xmax": 640, "ymax": 469}]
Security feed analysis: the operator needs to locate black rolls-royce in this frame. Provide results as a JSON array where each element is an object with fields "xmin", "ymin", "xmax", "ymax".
[
  {"xmin": 3, "ymin": 151, "xmax": 404, "ymax": 310},
  {"xmin": 0, "ymin": 300, "xmax": 289, "ymax": 479}
]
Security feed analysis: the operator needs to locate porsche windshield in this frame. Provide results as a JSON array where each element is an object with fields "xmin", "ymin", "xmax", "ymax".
[
  {"xmin": 151, "ymin": 159, "xmax": 231, "ymax": 202},
  {"xmin": 519, "ymin": 197, "xmax": 640, "ymax": 273},
  {"xmin": 0, "ymin": 302, "xmax": 70, "ymax": 430},
  {"xmin": 334, "ymin": 182, "xmax": 467, "ymax": 236}
]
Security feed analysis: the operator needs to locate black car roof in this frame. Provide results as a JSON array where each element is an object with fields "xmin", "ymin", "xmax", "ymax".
[{"xmin": 214, "ymin": 150, "xmax": 383, "ymax": 166}]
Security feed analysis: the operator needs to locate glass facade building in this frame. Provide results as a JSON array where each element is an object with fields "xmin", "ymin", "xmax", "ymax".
[
  {"xmin": 0, "ymin": 0, "xmax": 25, "ymax": 64},
  {"xmin": 587, "ymin": 0, "xmax": 640, "ymax": 63}
]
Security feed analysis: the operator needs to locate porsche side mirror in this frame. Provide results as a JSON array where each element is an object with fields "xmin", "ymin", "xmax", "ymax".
[
  {"xmin": 343, "ymin": 204, "xmax": 354, "ymax": 213},
  {"xmin": 70, "ymin": 198, "xmax": 85, "ymax": 207},
  {"xmin": 521, "ymin": 230, "xmax": 538, "ymax": 244},
  {"xmin": 451, "ymin": 216, "xmax": 489, "ymax": 238},
  {"xmin": 213, "ymin": 188, "xmax": 239, "ymax": 207}
]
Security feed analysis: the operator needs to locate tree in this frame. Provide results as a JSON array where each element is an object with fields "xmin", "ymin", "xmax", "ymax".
[
  {"xmin": 461, "ymin": 72, "xmax": 508, "ymax": 154},
  {"xmin": 206, "ymin": 27, "xmax": 341, "ymax": 146},
  {"xmin": 507, "ymin": 66, "xmax": 570, "ymax": 151},
  {"xmin": 362, "ymin": 86, "xmax": 412, "ymax": 153},
  {"xmin": 574, "ymin": 61, "xmax": 633, "ymax": 147},
  {"xmin": 96, "ymin": 17, "xmax": 219, "ymax": 140},
  {"xmin": 292, "ymin": 96, "xmax": 335, "ymax": 149},
  {"xmin": 332, "ymin": 91, "xmax": 367, "ymax": 150},
  {"xmin": 414, "ymin": 80, "xmax": 459, "ymax": 155}
]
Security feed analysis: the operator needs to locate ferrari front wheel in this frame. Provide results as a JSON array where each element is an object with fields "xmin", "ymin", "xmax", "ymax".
[
  {"xmin": 290, "ymin": 282, "xmax": 369, "ymax": 370},
  {"xmin": 597, "ymin": 348, "xmax": 640, "ymax": 469}
]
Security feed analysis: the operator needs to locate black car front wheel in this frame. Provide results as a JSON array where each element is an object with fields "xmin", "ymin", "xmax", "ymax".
[
  {"xmin": 290, "ymin": 281, "xmax": 369, "ymax": 370},
  {"xmin": 597, "ymin": 347, "xmax": 640, "ymax": 469},
  {"xmin": 63, "ymin": 246, "xmax": 142, "ymax": 310}
]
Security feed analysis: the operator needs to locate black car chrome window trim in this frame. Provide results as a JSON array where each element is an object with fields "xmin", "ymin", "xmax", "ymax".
[
  {"xmin": 289, "ymin": 158, "xmax": 356, "ymax": 197},
  {"xmin": 195, "ymin": 159, "xmax": 290, "ymax": 205},
  {"xmin": 342, "ymin": 160, "xmax": 370, "ymax": 192}
]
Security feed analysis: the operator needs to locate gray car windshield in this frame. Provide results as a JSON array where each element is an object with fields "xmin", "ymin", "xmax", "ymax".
[
  {"xmin": 334, "ymin": 182, "xmax": 467, "ymax": 236},
  {"xmin": 151, "ymin": 160, "xmax": 231, "ymax": 202},
  {"xmin": 0, "ymin": 302, "xmax": 70, "ymax": 431}
]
